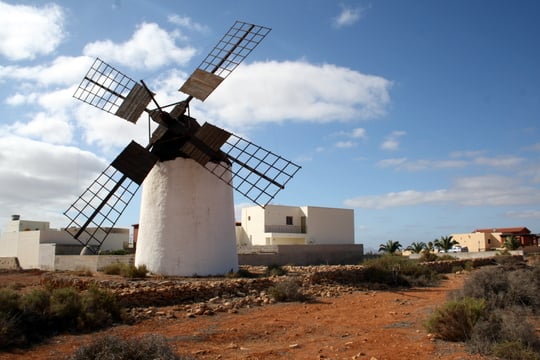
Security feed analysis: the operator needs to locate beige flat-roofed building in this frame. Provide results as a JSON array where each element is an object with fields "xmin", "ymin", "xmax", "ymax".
[
  {"xmin": 0, "ymin": 215, "xmax": 128, "ymax": 269},
  {"xmin": 237, "ymin": 205, "xmax": 354, "ymax": 246},
  {"xmin": 451, "ymin": 227, "xmax": 538, "ymax": 252}
]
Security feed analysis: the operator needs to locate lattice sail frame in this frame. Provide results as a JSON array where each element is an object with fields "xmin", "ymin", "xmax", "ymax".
[
  {"xmin": 206, "ymin": 133, "xmax": 301, "ymax": 206},
  {"xmin": 180, "ymin": 21, "xmax": 271, "ymax": 101},
  {"xmin": 73, "ymin": 58, "xmax": 152, "ymax": 123},
  {"xmin": 64, "ymin": 166, "xmax": 139, "ymax": 252}
]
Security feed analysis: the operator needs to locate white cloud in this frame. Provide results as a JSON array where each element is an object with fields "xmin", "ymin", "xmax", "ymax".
[
  {"xmin": 506, "ymin": 210, "xmax": 540, "ymax": 219},
  {"xmin": 344, "ymin": 175, "xmax": 540, "ymax": 209},
  {"xmin": 0, "ymin": 1, "xmax": 65, "ymax": 61},
  {"xmin": 168, "ymin": 15, "xmax": 210, "ymax": 33},
  {"xmin": 474, "ymin": 156, "xmax": 524, "ymax": 167},
  {"xmin": 83, "ymin": 22, "xmax": 196, "ymax": 70},
  {"xmin": 376, "ymin": 153, "xmax": 523, "ymax": 172},
  {"xmin": 380, "ymin": 130, "xmax": 406, "ymax": 151},
  {"xmin": 9, "ymin": 112, "xmax": 73, "ymax": 144},
  {"xmin": 351, "ymin": 128, "xmax": 367, "ymax": 138},
  {"xmin": 377, "ymin": 157, "xmax": 407, "ymax": 168},
  {"xmin": 0, "ymin": 56, "xmax": 93, "ymax": 86},
  {"xmin": 0, "ymin": 135, "xmax": 106, "ymax": 227},
  {"xmin": 202, "ymin": 60, "xmax": 392, "ymax": 129},
  {"xmin": 333, "ymin": 6, "xmax": 363, "ymax": 28},
  {"xmin": 335, "ymin": 141, "xmax": 356, "ymax": 148},
  {"xmin": 73, "ymin": 104, "xmax": 148, "ymax": 152}
]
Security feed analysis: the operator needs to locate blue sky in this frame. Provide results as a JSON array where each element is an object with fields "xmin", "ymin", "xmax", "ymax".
[{"xmin": 1, "ymin": 1, "xmax": 539, "ymax": 252}]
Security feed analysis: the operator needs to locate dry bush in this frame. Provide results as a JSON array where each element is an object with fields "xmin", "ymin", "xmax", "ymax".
[
  {"xmin": 268, "ymin": 278, "xmax": 306, "ymax": 302},
  {"xmin": 68, "ymin": 334, "xmax": 194, "ymax": 360}
]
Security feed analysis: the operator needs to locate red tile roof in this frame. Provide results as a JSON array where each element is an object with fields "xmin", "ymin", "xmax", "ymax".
[{"xmin": 474, "ymin": 227, "xmax": 531, "ymax": 234}]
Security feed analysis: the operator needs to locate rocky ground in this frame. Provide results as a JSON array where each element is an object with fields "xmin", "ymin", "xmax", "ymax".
[{"xmin": 0, "ymin": 266, "xmax": 488, "ymax": 360}]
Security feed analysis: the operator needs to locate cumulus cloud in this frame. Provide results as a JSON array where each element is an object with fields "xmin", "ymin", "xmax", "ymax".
[
  {"xmin": 83, "ymin": 22, "xmax": 196, "ymax": 70},
  {"xmin": 333, "ymin": 5, "xmax": 363, "ymax": 28},
  {"xmin": 380, "ymin": 130, "xmax": 406, "ymax": 151},
  {"xmin": 0, "ymin": 135, "xmax": 106, "ymax": 227},
  {"xmin": 0, "ymin": 1, "xmax": 65, "ymax": 61},
  {"xmin": 344, "ymin": 175, "xmax": 540, "ymax": 209},
  {"xmin": 351, "ymin": 128, "xmax": 367, "ymax": 138},
  {"xmin": 0, "ymin": 56, "xmax": 93, "ymax": 86},
  {"xmin": 9, "ymin": 112, "xmax": 73, "ymax": 144},
  {"xmin": 202, "ymin": 60, "xmax": 392, "ymax": 129},
  {"xmin": 168, "ymin": 15, "xmax": 210, "ymax": 33}
]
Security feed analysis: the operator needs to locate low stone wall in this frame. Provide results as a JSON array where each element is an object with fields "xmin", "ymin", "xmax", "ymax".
[
  {"xmin": 41, "ymin": 257, "xmax": 494, "ymax": 310},
  {"xmin": 238, "ymin": 244, "xmax": 364, "ymax": 266},
  {"xmin": 0, "ymin": 257, "xmax": 21, "ymax": 270},
  {"xmin": 54, "ymin": 255, "xmax": 134, "ymax": 271}
]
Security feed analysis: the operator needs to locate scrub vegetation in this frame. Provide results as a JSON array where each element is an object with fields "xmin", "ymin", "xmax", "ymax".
[{"xmin": 426, "ymin": 257, "xmax": 540, "ymax": 359}]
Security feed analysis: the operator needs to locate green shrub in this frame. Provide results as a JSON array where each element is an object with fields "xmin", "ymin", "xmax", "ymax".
[
  {"xmin": 0, "ymin": 312, "xmax": 24, "ymax": 348},
  {"xmin": 455, "ymin": 267, "xmax": 509, "ymax": 309},
  {"xmin": 68, "ymin": 334, "xmax": 191, "ymax": 360},
  {"xmin": 100, "ymin": 249, "xmax": 129, "ymax": 255},
  {"xmin": 79, "ymin": 286, "xmax": 121, "ymax": 329},
  {"xmin": 49, "ymin": 287, "xmax": 82, "ymax": 329},
  {"xmin": 362, "ymin": 254, "xmax": 441, "ymax": 287},
  {"xmin": 102, "ymin": 263, "xmax": 123, "ymax": 275},
  {"xmin": 492, "ymin": 341, "xmax": 540, "ymax": 360},
  {"xmin": 419, "ymin": 251, "xmax": 439, "ymax": 262},
  {"xmin": 265, "ymin": 264, "xmax": 287, "ymax": 277},
  {"xmin": 268, "ymin": 278, "xmax": 306, "ymax": 302},
  {"xmin": 226, "ymin": 268, "xmax": 257, "ymax": 278},
  {"xmin": 120, "ymin": 264, "xmax": 148, "ymax": 278},
  {"xmin": 102, "ymin": 263, "xmax": 148, "ymax": 278},
  {"xmin": 456, "ymin": 266, "xmax": 540, "ymax": 311},
  {"xmin": 0, "ymin": 288, "xmax": 21, "ymax": 316},
  {"xmin": 21, "ymin": 289, "xmax": 50, "ymax": 316},
  {"xmin": 469, "ymin": 308, "xmax": 540, "ymax": 355},
  {"xmin": 425, "ymin": 297, "xmax": 486, "ymax": 341},
  {"xmin": 507, "ymin": 269, "xmax": 540, "ymax": 309}
]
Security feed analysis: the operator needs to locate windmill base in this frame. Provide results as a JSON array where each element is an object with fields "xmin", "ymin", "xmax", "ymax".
[{"xmin": 135, "ymin": 158, "xmax": 238, "ymax": 276}]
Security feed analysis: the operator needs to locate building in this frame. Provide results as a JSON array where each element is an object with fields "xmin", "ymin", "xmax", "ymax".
[
  {"xmin": 451, "ymin": 227, "xmax": 538, "ymax": 252},
  {"xmin": 0, "ymin": 215, "xmax": 128, "ymax": 269},
  {"xmin": 236, "ymin": 205, "xmax": 355, "ymax": 246}
]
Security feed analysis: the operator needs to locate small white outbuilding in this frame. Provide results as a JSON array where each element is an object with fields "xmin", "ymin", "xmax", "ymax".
[{"xmin": 0, "ymin": 215, "xmax": 128, "ymax": 269}]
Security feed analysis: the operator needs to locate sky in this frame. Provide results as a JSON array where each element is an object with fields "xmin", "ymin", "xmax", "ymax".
[{"xmin": 1, "ymin": 0, "xmax": 539, "ymax": 252}]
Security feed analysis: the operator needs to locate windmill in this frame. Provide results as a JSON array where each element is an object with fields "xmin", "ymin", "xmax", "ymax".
[{"xmin": 64, "ymin": 21, "xmax": 301, "ymax": 275}]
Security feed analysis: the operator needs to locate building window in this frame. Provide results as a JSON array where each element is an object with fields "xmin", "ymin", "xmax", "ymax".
[{"xmin": 286, "ymin": 216, "xmax": 293, "ymax": 225}]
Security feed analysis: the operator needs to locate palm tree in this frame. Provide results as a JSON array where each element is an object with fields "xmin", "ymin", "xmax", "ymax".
[
  {"xmin": 406, "ymin": 241, "xmax": 427, "ymax": 254},
  {"xmin": 503, "ymin": 236, "xmax": 521, "ymax": 250},
  {"xmin": 434, "ymin": 235, "xmax": 458, "ymax": 253},
  {"xmin": 379, "ymin": 240, "xmax": 402, "ymax": 254}
]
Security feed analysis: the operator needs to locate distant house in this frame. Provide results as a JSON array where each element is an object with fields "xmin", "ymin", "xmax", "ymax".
[
  {"xmin": 451, "ymin": 227, "xmax": 538, "ymax": 252},
  {"xmin": 0, "ymin": 215, "xmax": 128, "ymax": 269},
  {"xmin": 236, "ymin": 205, "xmax": 355, "ymax": 246}
]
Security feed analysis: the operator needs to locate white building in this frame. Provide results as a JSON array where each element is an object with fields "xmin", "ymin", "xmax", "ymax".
[
  {"xmin": 0, "ymin": 215, "xmax": 128, "ymax": 269},
  {"xmin": 237, "ymin": 205, "xmax": 354, "ymax": 246}
]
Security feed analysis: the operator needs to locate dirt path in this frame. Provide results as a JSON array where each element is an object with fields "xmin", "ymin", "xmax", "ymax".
[{"xmin": 0, "ymin": 270, "xmax": 486, "ymax": 360}]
